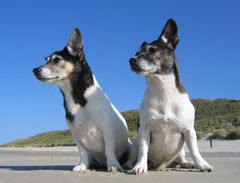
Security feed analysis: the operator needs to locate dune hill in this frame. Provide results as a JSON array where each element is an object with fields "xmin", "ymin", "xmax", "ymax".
[{"xmin": 3, "ymin": 99, "xmax": 240, "ymax": 147}]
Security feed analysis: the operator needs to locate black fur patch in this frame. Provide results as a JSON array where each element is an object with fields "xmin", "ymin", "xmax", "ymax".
[
  {"xmin": 70, "ymin": 60, "xmax": 93, "ymax": 107},
  {"xmin": 58, "ymin": 47, "xmax": 94, "ymax": 123},
  {"xmin": 60, "ymin": 90, "xmax": 74, "ymax": 123},
  {"xmin": 59, "ymin": 47, "xmax": 94, "ymax": 107},
  {"xmin": 173, "ymin": 61, "xmax": 186, "ymax": 93},
  {"xmin": 137, "ymin": 116, "xmax": 140, "ymax": 131}
]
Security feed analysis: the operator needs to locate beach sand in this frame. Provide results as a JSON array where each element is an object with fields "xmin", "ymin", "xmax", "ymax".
[{"xmin": 0, "ymin": 140, "xmax": 240, "ymax": 183}]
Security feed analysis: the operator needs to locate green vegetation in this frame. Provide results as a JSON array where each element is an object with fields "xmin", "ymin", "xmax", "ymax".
[
  {"xmin": 225, "ymin": 129, "xmax": 240, "ymax": 140},
  {"xmin": 4, "ymin": 130, "xmax": 75, "ymax": 147},
  {"xmin": 210, "ymin": 129, "xmax": 227, "ymax": 139},
  {"xmin": 3, "ymin": 99, "xmax": 240, "ymax": 147},
  {"xmin": 122, "ymin": 110, "xmax": 139, "ymax": 139},
  {"xmin": 196, "ymin": 131, "xmax": 206, "ymax": 140},
  {"xmin": 193, "ymin": 98, "xmax": 240, "ymax": 139},
  {"xmin": 193, "ymin": 99, "xmax": 240, "ymax": 132}
]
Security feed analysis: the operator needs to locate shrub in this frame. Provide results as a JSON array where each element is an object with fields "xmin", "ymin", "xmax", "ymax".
[
  {"xmin": 225, "ymin": 129, "xmax": 240, "ymax": 140},
  {"xmin": 211, "ymin": 129, "xmax": 227, "ymax": 139},
  {"xmin": 196, "ymin": 131, "xmax": 206, "ymax": 139}
]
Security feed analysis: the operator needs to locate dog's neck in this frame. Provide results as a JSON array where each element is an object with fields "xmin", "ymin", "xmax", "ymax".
[
  {"xmin": 147, "ymin": 73, "xmax": 176, "ymax": 97},
  {"xmin": 146, "ymin": 70, "xmax": 186, "ymax": 98},
  {"xmin": 146, "ymin": 60, "xmax": 186, "ymax": 96},
  {"xmin": 58, "ymin": 59, "xmax": 94, "ymax": 122},
  {"xmin": 59, "ymin": 79, "xmax": 81, "ymax": 122}
]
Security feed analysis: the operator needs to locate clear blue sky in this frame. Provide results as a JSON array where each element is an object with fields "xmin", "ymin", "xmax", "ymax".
[{"xmin": 0, "ymin": 0, "xmax": 239, "ymax": 144}]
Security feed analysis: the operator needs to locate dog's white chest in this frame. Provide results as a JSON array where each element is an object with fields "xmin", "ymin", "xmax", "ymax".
[
  {"xmin": 140, "ymin": 75, "xmax": 195, "ymax": 164},
  {"xmin": 68, "ymin": 118, "xmax": 105, "ymax": 153},
  {"xmin": 65, "ymin": 86, "xmax": 107, "ymax": 154},
  {"xmin": 142, "ymin": 97, "xmax": 184, "ymax": 161}
]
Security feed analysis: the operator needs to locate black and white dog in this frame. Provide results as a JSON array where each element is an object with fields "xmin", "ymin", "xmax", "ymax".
[
  {"xmin": 33, "ymin": 28, "xmax": 130, "ymax": 172},
  {"xmin": 126, "ymin": 19, "xmax": 214, "ymax": 174}
]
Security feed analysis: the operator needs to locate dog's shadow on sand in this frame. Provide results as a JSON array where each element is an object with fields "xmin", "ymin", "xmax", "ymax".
[
  {"xmin": 0, "ymin": 165, "xmax": 199, "ymax": 173},
  {"xmin": 0, "ymin": 164, "xmax": 110, "ymax": 172},
  {"xmin": 0, "ymin": 165, "xmax": 75, "ymax": 171}
]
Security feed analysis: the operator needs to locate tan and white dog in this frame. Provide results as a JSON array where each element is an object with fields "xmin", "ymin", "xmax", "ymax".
[
  {"xmin": 125, "ymin": 19, "xmax": 214, "ymax": 174},
  {"xmin": 33, "ymin": 28, "xmax": 131, "ymax": 172}
]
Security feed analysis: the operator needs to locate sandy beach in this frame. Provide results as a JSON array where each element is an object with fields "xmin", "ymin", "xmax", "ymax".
[{"xmin": 0, "ymin": 140, "xmax": 240, "ymax": 183}]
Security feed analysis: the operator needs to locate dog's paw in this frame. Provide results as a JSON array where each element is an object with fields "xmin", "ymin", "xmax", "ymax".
[
  {"xmin": 107, "ymin": 161, "xmax": 123, "ymax": 172},
  {"xmin": 131, "ymin": 163, "xmax": 148, "ymax": 175},
  {"xmin": 123, "ymin": 162, "xmax": 134, "ymax": 170},
  {"xmin": 72, "ymin": 164, "xmax": 88, "ymax": 172},
  {"xmin": 108, "ymin": 165, "xmax": 122, "ymax": 172},
  {"xmin": 179, "ymin": 161, "xmax": 195, "ymax": 169},
  {"xmin": 196, "ymin": 162, "xmax": 215, "ymax": 172}
]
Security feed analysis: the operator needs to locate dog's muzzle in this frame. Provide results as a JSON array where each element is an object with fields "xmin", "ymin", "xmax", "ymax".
[
  {"xmin": 129, "ymin": 58, "xmax": 138, "ymax": 65},
  {"xmin": 129, "ymin": 58, "xmax": 142, "ymax": 72},
  {"xmin": 33, "ymin": 67, "xmax": 45, "ymax": 80},
  {"xmin": 33, "ymin": 67, "xmax": 41, "ymax": 76},
  {"xmin": 129, "ymin": 58, "xmax": 138, "ymax": 68}
]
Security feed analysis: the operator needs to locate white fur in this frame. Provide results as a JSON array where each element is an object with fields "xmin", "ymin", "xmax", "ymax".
[
  {"xmin": 40, "ymin": 67, "xmax": 59, "ymax": 79},
  {"xmin": 161, "ymin": 34, "xmax": 173, "ymax": 49},
  {"xmin": 138, "ymin": 59, "xmax": 157, "ymax": 73},
  {"xmin": 127, "ymin": 73, "xmax": 214, "ymax": 174},
  {"xmin": 133, "ymin": 59, "xmax": 158, "ymax": 75},
  {"xmin": 161, "ymin": 34, "xmax": 168, "ymax": 44},
  {"xmin": 46, "ymin": 57, "xmax": 51, "ymax": 62},
  {"xmin": 59, "ymin": 75, "xmax": 130, "ymax": 172},
  {"xmin": 67, "ymin": 46, "xmax": 73, "ymax": 53}
]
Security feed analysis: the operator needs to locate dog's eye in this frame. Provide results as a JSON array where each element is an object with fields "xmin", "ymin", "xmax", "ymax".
[
  {"xmin": 53, "ymin": 57, "xmax": 61, "ymax": 64},
  {"xmin": 147, "ymin": 47, "xmax": 157, "ymax": 53}
]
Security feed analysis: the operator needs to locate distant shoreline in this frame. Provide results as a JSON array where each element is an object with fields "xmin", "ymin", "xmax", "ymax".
[{"xmin": 1, "ymin": 139, "xmax": 240, "ymax": 153}]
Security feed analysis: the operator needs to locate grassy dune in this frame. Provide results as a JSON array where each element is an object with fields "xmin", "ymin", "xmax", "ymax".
[
  {"xmin": 4, "ymin": 130, "xmax": 75, "ymax": 147},
  {"xmin": 3, "ymin": 99, "xmax": 240, "ymax": 147}
]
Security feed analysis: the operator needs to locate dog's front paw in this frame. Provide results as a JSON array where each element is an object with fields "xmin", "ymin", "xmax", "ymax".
[
  {"xmin": 179, "ymin": 161, "xmax": 195, "ymax": 169},
  {"xmin": 107, "ymin": 161, "xmax": 123, "ymax": 172},
  {"xmin": 196, "ymin": 162, "xmax": 215, "ymax": 172},
  {"xmin": 72, "ymin": 164, "xmax": 88, "ymax": 172},
  {"xmin": 123, "ymin": 161, "xmax": 134, "ymax": 170},
  {"xmin": 131, "ymin": 163, "xmax": 148, "ymax": 175}
]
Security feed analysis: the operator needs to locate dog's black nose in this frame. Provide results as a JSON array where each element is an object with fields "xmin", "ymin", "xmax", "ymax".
[
  {"xmin": 129, "ymin": 58, "xmax": 138, "ymax": 65},
  {"xmin": 33, "ymin": 67, "xmax": 41, "ymax": 75}
]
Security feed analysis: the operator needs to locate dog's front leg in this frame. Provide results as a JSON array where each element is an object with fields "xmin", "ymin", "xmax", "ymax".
[
  {"xmin": 123, "ymin": 138, "xmax": 138, "ymax": 170},
  {"xmin": 72, "ymin": 137, "xmax": 91, "ymax": 172},
  {"xmin": 183, "ymin": 128, "xmax": 214, "ymax": 172},
  {"xmin": 103, "ymin": 131, "xmax": 123, "ymax": 172},
  {"xmin": 132, "ymin": 125, "xmax": 151, "ymax": 175},
  {"xmin": 170, "ymin": 148, "xmax": 195, "ymax": 169}
]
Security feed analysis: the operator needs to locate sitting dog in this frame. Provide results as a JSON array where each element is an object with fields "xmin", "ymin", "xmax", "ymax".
[
  {"xmin": 33, "ymin": 28, "xmax": 130, "ymax": 172},
  {"xmin": 125, "ymin": 19, "xmax": 214, "ymax": 174}
]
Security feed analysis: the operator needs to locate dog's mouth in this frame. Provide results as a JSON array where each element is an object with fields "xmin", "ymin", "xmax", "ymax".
[
  {"xmin": 130, "ymin": 64, "xmax": 154, "ymax": 75},
  {"xmin": 129, "ymin": 58, "xmax": 155, "ymax": 75},
  {"xmin": 131, "ymin": 66, "xmax": 144, "ymax": 74},
  {"xmin": 33, "ymin": 68, "xmax": 62, "ymax": 82},
  {"xmin": 35, "ymin": 74, "xmax": 60, "ymax": 82},
  {"xmin": 130, "ymin": 61, "xmax": 158, "ymax": 76},
  {"xmin": 130, "ymin": 63, "xmax": 143, "ymax": 73}
]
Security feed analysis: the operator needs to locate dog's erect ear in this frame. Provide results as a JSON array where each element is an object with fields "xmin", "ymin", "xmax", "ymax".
[
  {"xmin": 67, "ymin": 28, "xmax": 83, "ymax": 56},
  {"xmin": 141, "ymin": 41, "xmax": 148, "ymax": 47},
  {"xmin": 158, "ymin": 19, "xmax": 179, "ymax": 50}
]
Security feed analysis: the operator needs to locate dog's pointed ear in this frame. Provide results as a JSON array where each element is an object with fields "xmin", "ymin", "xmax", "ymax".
[
  {"xmin": 158, "ymin": 19, "xmax": 179, "ymax": 50},
  {"xmin": 141, "ymin": 41, "xmax": 148, "ymax": 47},
  {"xmin": 67, "ymin": 28, "xmax": 83, "ymax": 56}
]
